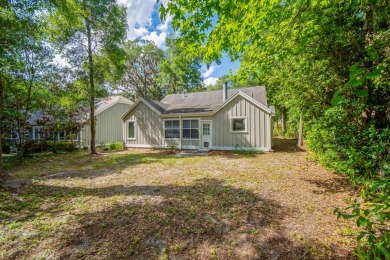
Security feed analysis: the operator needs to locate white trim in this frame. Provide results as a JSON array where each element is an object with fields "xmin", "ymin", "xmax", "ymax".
[
  {"xmin": 200, "ymin": 120, "xmax": 212, "ymax": 149},
  {"xmin": 32, "ymin": 126, "xmax": 45, "ymax": 140},
  {"xmin": 230, "ymin": 116, "xmax": 248, "ymax": 133},
  {"xmin": 125, "ymin": 144, "xmax": 166, "ymax": 149},
  {"xmin": 213, "ymin": 91, "xmax": 272, "ymax": 115},
  {"xmin": 95, "ymin": 96, "xmax": 132, "ymax": 115},
  {"xmin": 161, "ymin": 112, "xmax": 214, "ymax": 118},
  {"xmin": 163, "ymin": 118, "xmax": 180, "ymax": 140},
  {"xmin": 122, "ymin": 98, "xmax": 162, "ymax": 119},
  {"xmin": 126, "ymin": 120, "xmax": 136, "ymax": 140},
  {"xmin": 211, "ymin": 146, "xmax": 271, "ymax": 152},
  {"xmin": 181, "ymin": 118, "xmax": 200, "ymax": 140}
]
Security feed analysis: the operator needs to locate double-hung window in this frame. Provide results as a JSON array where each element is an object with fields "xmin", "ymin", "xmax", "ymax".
[
  {"xmin": 165, "ymin": 120, "xmax": 180, "ymax": 139},
  {"xmin": 182, "ymin": 119, "xmax": 199, "ymax": 139}
]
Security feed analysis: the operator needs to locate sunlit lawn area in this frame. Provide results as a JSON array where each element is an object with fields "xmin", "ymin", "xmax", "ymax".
[{"xmin": 0, "ymin": 138, "xmax": 359, "ymax": 259}]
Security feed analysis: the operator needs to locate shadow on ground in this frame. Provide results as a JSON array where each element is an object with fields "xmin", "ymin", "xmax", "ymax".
[
  {"xmin": 302, "ymin": 177, "xmax": 358, "ymax": 196},
  {"xmin": 2, "ymin": 178, "xmax": 351, "ymax": 259},
  {"xmin": 272, "ymin": 138, "xmax": 305, "ymax": 153}
]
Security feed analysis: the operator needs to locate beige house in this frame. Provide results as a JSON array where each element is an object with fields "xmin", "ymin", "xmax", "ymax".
[
  {"xmin": 80, "ymin": 96, "xmax": 133, "ymax": 147},
  {"xmin": 121, "ymin": 86, "xmax": 273, "ymax": 151}
]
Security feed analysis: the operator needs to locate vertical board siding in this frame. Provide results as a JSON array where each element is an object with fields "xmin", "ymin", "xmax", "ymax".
[
  {"xmin": 123, "ymin": 102, "xmax": 164, "ymax": 146},
  {"xmin": 81, "ymin": 103, "xmax": 131, "ymax": 146},
  {"xmin": 212, "ymin": 95, "xmax": 271, "ymax": 150},
  {"xmin": 122, "ymin": 97, "xmax": 271, "ymax": 151}
]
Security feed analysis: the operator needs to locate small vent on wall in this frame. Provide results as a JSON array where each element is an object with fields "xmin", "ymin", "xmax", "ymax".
[{"xmin": 204, "ymin": 142, "xmax": 209, "ymax": 148}]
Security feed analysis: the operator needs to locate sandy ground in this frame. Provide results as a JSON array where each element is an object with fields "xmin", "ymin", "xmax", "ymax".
[{"xmin": 0, "ymin": 138, "xmax": 359, "ymax": 259}]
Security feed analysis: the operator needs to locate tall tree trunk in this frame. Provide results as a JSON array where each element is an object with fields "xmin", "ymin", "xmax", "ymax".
[
  {"xmin": 86, "ymin": 18, "xmax": 97, "ymax": 154},
  {"xmin": 297, "ymin": 113, "xmax": 303, "ymax": 147},
  {"xmin": 281, "ymin": 107, "xmax": 286, "ymax": 133},
  {"xmin": 0, "ymin": 72, "xmax": 4, "ymax": 178}
]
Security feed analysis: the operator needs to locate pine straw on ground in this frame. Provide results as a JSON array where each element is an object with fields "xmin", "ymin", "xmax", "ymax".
[{"xmin": 0, "ymin": 138, "xmax": 360, "ymax": 259}]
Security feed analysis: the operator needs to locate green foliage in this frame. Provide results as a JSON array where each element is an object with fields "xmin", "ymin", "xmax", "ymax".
[
  {"xmin": 156, "ymin": 37, "xmax": 204, "ymax": 95},
  {"xmin": 115, "ymin": 40, "xmax": 164, "ymax": 100},
  {"xmin": 307, "ymin": 103, "xmax": 389, "ymax": 177},
  {"xmin": 163, "ymin": 0, "xmax": 390, "ymax": 256},
  {"xmin": 47, "ymin": 141, "xmax": 77, "ymax": 152},
  {"xmin": 335, "ymin": 180, "xmax": 390, "ymax": 259},
  {"xmin": 105, "ymin": 142, "xmax": 124, "ymax": 151}
]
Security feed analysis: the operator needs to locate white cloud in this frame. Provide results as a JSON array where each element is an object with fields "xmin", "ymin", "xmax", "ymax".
[
  {"xmin": 157, "ymin": 15, "xmax": 172, "ymax": 32},
  {"xmin": 118, "ymin": 0, "xmax": 155, "ymax": 40},
  {"xmin": 142, "ymin": 31, "xmax": 168, "ymax": 48},
  {"xmin": 203, "ymin": 77, "xmax": 219, "ymax": 86},
  {"xmin": 117, "ymin": 0, "xmax": 173, "ymax": 48},
  {"xmin": 202, "ymin": 64, "xmax": 219, "ymax": 78}
]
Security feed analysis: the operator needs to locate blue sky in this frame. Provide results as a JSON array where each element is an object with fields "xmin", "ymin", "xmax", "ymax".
[{"xmin": 118, "ymin": 0, "xmax": 240, "ymax": 86}]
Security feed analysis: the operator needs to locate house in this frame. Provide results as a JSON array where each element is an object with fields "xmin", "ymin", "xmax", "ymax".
[
  {"xmin": 80, "ymin": 96, "xmax": 133, "ymax": 147},
  {"xmin": 121, "ymin": 86, "xmax": 274, "ymax": 151},
  {"xmin": 27, "ymin": 96, "xmax": 133, "ymax": 147},
  {"xmin": 27, "ymin": 108, "xmax": 82, "ymax": 141}
]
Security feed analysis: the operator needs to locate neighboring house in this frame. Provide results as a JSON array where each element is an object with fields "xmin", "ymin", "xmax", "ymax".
[
  {"xmin": 80, "ymin": 96, "xmax": 133, "ymax": 147},
  {"xmin": 27, "ymin": 109, "xmax": 71, "ymax": 141},
  {"xmin": 121, "ymin": 86, "xmax": 274, "ymax": 151},
  {"xmin": 27, "ymin": 106, "xmax": 87, "ymax": 142}
]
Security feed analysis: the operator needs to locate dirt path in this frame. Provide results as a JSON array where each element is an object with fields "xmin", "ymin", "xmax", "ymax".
[{"xmin": 0, "ymin": 138, "xmax": 359, "ymax": 259}]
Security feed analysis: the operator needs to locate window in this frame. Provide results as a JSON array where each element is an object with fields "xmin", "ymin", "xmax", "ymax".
[
  {"xmin": 128, "ymin": 121, "xmax": 135, "ymax": 139},
  {"xmin": 165, "ymin": 120, "xmax": 180, "ymax": 139},
  {"xmin": 182, "ymin": 119, "xmax": 199, "ymax": 139},
  {"xmin": 202, "ymin": 123, "xmax": 210, "ymax": 135},
  {"xmin": 231, "ymin": 117, "xmax": 247, "ymax": 132},
  {"xmin": 33, "ymin": 126, "xmax": 45, "ymax": 140}
]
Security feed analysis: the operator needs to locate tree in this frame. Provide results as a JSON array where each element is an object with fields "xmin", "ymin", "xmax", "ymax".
[
  {"xmin": 157, "ymin": 37, "xmax": 204, "ymax": 95},
  {"xmin": 49, "ymin": 0, "xmax": 126, "ymax": 154},
  {"xmin": 0, "ymin": 0, "xmax": 45, "ymax": 176},
  {"xmin": 114, "ymin": 40, "xmax": 164, "ymax": 100}
]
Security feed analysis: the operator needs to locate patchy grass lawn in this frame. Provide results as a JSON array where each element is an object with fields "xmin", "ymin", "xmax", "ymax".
[{"xmin": 0, "ymin": 138, "xmax": 359, "ymax": 259}]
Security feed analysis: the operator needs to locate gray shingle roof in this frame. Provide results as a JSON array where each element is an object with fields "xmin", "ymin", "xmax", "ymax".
[{"xmin": 150, "ymin": 86, "xmax": 267, "ymax": 114}]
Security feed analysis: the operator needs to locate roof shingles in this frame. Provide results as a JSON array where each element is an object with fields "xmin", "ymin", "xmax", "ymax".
[{"xmin": 147, "ymin": 86, "xmax": 268, "ymax": 114}]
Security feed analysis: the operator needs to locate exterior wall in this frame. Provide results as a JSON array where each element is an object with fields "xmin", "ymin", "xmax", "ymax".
[
  {"xmin": 81, "ymin": 103, "xmax": 131, "ymax": 146},
  {"xmin": 123, "ymin": 101, "xmax": 165, "ymax": 147},
  {"xmin": 211, "ymin": 95, "xmax": 271, "ymax": 151},
  {"xmin": 123, "ymin": 97, "xmax": 272, "ymax": 151}
]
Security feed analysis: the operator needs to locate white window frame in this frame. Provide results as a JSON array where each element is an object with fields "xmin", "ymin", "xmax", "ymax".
[
  {"xmin": 33, "ymin": 126, "xmax": 45, "ymax": 140},
  {"xmin": 230, "ymin": 116, "xmax": 248, "ymax": 133},
  {"xmin": 127, "ymin": 120, "xmax": 136, "ymax": 140},
  {"xmin": 163, "ymin": 119, "xmax": 180, "ymax": 140},
  {"xmin": 181, "ymin": 118, "xmax": 200, "ymax": 140}
]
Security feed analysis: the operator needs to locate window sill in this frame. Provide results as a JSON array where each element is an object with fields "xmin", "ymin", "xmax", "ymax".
[
  {"xmin": 182, "ymin": 139, "xmax": 200, "ymax": 140},
  {"xmin": 230, "ymin": 131, "xmax": 248, "ymax": 134},
  {"xmin": 127, "ymin": 138, "xmax": 136, "ymax": 140}
]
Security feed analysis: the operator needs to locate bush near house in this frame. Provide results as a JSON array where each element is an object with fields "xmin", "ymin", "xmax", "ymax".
[{"xmin": 105, "ymin": 142, "xmax": 124, "ymax": 151}]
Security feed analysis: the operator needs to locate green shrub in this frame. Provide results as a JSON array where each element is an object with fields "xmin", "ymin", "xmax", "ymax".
[
  {"xmin": 308, "ymin": 101, "xmax": 390, "ymax": 258},
  {"xmin": 25, "ymin": 140, "xmax": 49, "ymax": 153},
  {"xmin": 47, "ymin": 140, "xmax": 77, "ymax": 151},
  {"xmin": 106, "ymin": 142, "xmax": 124, "ymax": 151},
  {"xmin": 307, "ymin": 103, "xmax": 389, "ymax": 178},
  {"xmin": 335, "ymin": 180, "xmax": 390, "ymax": 259}
]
